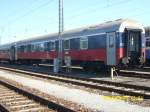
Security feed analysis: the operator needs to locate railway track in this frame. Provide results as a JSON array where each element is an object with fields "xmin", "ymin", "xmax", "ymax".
[
  {"xmin": 119, "ymin": 70, "xmax": 150, "ymax": 79},
  {"xmin": 0, "ymin": 77, "xmax": 75, "ymax": 112},
  {"xmin": 20, "ymin": 64, "xmax": 150, "ymax": 79},
  {"xmin": 0, "ymin": 66, "xmax": 150, "ymax": 99},
  {"xmin": 0, "ymin": 84, "xmax": 51, "ymax": 112},
  {"xmin": 35, "ymin": 64, "xmax": 150, "ymax": 79}
]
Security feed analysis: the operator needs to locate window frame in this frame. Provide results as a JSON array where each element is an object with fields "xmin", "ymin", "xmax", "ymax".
[
  {"xmin": 109, "ymin": 34, "xmax": 114, "ymax": 48},
  {"xmin": 44, "ymin": 42, "xmax": 50, "ymax": 51},
  {"xmin": 64, "ymin": 39, "xmax": 70, "ymax": 50},
  {"xmin": 30, "ymin": 44, "xmax": 35, "ymax": 52},
  {"xmin": 27, "ymin": 44, "xmax": 31, "ymax": 52},
  {"xmin": 50, "ymin": 41, "xmax": 56, "ymax": 51},
  {"xmin": 146, "ymin": 40, "xmax": 150, "ymax": 48},
  {"xmin": 24, "ymin": 45, "xmax": 28, "ymax": 53},
  {"xmin": 80, "ymin": 37, "xmax": 88, "ymax": 50},
  {"xmin": 39, "ymin": 43, "xmax": 44, "ymax": 52}
]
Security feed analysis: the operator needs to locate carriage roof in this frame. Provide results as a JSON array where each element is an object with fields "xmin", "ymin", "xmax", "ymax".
[{"xmin": 1, "ymin": 18, "xmax": 145, "ymax": 46}]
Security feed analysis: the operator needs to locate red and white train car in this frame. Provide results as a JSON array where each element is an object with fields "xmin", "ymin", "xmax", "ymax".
[{"xmin": 0, "ymin": 19, "xmax": 145, "ymax": 69}]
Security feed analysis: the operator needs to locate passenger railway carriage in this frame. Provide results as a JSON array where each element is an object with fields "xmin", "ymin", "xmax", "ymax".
[
  {"xmin": 145, "ymin": 26, "xmax": 150, "ymax": 65},
  {"xmin": 0, "ymin": 19, "xmax": 145, "ymax": 70}
]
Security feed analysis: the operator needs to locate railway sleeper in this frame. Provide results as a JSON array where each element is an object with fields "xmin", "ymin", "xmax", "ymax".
[
  {"xmin": 5, "ymin": 100, "xmax": 34, "ymax": 106},
  {"xmin": 9, "ymin": 103, "xmax": 41, "ymax": 111}
]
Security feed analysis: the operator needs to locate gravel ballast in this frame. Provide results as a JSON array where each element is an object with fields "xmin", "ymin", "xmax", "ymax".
[{"xmin": 0, "ymin": 70, "xmax": 150, "ymax": 112}]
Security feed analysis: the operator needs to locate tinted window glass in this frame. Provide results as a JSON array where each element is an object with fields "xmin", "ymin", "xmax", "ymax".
[
  {"xmin": 64, "ymin": 40, "xmax": 70, "ymax": 50},
  {"xmin": 70, "ymin": 38, "xmax": 80, "ymax": 50},
  {"xmin": 50, "ymin": 41, "xmax": 55, "ymax": 51},
  {"xmin": 80, "ymin": 37, "xmax": 88, "ymax": 49}
]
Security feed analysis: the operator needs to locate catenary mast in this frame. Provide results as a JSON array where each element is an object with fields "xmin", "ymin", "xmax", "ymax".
[{"xmin": 58, "ymin": 0, "xmax": 64, "ymax": 72}]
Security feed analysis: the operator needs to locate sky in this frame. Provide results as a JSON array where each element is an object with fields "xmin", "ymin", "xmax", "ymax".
[{"xmin": 0, "ymin": 0, "xmax": 149, "ymax": 44}]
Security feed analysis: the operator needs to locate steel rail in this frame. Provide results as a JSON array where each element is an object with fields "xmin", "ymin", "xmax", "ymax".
[
  {"xmin": 0, "ymin": 77, "xmax": 75, "ymax": 112},
  {"xmin": 0, "ymin": 66, "xmax": 150, "ymax": 99}
]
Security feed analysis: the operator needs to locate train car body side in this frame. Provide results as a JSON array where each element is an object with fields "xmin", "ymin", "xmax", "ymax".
[{"xmin": 0, "ymin": 19, "xmax": 146, "ymax": 70}]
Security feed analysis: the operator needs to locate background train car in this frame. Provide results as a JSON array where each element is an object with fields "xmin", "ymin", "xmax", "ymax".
[
  {"xmin": 0, "ymin": 44, "xmax": 11, "ymax": 62},
  {"xmin": 0, "ymin": 19, "xmax": 146, "ymax": 70},
  {"xmin": 145, "ymin": 26, "xmax": 150, "ymax": 65}
]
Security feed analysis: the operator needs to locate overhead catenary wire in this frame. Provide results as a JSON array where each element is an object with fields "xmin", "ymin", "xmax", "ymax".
[
  {"xmin": 30, "ymin": 0, "xmax": 146, "ymax": 32},
  {"xmin": 65, "ymin": 0, "xmax": 134, "ymax": 21},
  {"xmin": 0, "ymin": 0, "xmax": 56, "ymax": 44},
  {"xmin": 1, "ymin": 0, "xmax": 148, "ymax": 44},
  {"xmin": 3, "ymin": 0, "xmax": 55, "ymax": 27},
  {"xmin": 43, "ymin": 0, "xmax": 135, "ymax": 27},
  {"xmin": 4, "ymin": 0, "xmax": 133, "ymax": 28},
  {"xmin": 3, "ymin": 0, "xmax": 41, "ymax": 22}
]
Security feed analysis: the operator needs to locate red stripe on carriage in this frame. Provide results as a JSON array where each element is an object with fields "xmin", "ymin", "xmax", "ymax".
[{"xmin": 18, "ymin": 49, "xmax": 107, "ymax": 62}]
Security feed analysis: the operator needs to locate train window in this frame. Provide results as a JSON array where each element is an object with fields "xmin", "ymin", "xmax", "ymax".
[
  {"xmin": 34, "ymin": 43, "xmax": 44, "ymax": 52},
  {"xmin": 44, "ymin": 42, "xmax": 48, "ymax": 51},
  {"xmin": 19, "ymin": 46, "xmax": 22, "ymax": 52},
  {"xmin": 27, "ymin": 44, "xmax": 31, "ymax": 52},
  {"xmin": 44, "ymin": 42, "xmax": 50, "ymax": 51},
  {"xmin": 39, "ymin": 43, "xmax": 44, "ymax": 52},
  {"xmin": 146, "ymin": 41, "xmax": 148, "ymax": 47},
  {"xmin": 17, "ymin": 46, "xmax": 21, "ymax": 52},
  {"xmin": 70, "ymin": 38, "xmax": 80, "ymax": 50},
  {"xmin": 31, "ymin": 44, "xmax": 35, "ymax": 52},
  {"xmin": 129, "ymin": 32, "xmax": 140, "ymax": 52},
  {"xmin": 24, "ymin": 45, "xmax": 28, "ymax": 52},
  {"xmin": 109, "ymin": 35, "xmax": 114, "ymax": 48},
  {"xmin": 50, "ymin": 41, "xmax": 55, "ymax": 51},
  {"xmin": 80, "ymin": 37, "xmax": 88, "ymax": 50},
  {"xmin": 20, "ymin": 46, "xmax": 24, "ymax": 52},
  {"xmin": 145, "ymin": 30, "xmax": 150, "ymax": 37},
  {"xmin": 146, "ymin": 41, "xmax": 150, "ymax": 47},
  {"xmin": 34, "ymin": 44, "xmax": 39, "ymax": 52},
  {"xmin": 64, "ymin": 40, "xmax": 70, "ymax": 50}
]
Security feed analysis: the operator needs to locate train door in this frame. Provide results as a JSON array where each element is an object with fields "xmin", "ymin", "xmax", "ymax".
[
  {"xmin": 126, "ymin": 30, "xmax": 141, "ymax": 65},
  {"xmin": 10, "ymin": 46, "xmax": 17, "ymax": 61},
  {"xmin": 106, "ymin": 32, "xmax": 116, "ymax": 66}
]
